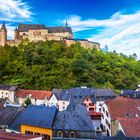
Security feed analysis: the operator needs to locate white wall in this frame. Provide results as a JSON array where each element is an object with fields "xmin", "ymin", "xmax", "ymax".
[
  {"xmin": 96, "ymin": 101, "xmax": 104, "ymax": 112},
  {"xmin": 101, "ymin": 103, "xmax": 112, "ymax": 136},
  {"xmin": 58, "ymin": 100, "xmax": 69, "ymax": 111},
  {"xmin": 0, "ymin": 90, "xmax": 15, "ymax": 103}
]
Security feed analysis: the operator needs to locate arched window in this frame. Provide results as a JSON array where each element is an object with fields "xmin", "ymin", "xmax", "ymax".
[
  {"xmin": 69, "ymin": 131, "xmax": 76, "ymax": 138},
  {"xmin": 57, "ymin": 131, "xmax": 63, "ymax": 138}
]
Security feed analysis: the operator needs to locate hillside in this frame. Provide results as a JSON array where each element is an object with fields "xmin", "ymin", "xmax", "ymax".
[{"xmin": 0, "ymin": 40, "xmax": 140, "ymax": 90}]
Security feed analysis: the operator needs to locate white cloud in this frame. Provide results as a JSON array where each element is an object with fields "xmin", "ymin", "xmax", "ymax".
[
  {"xmin": 0, "ymin": 0, "xmax": 32, "ymax": 21},
  {"xmin": 65, "ymin": 11, "xmax": 140, "ymax": 59},
  {"xmin": 0, "ymin": 0, "xmax": 33, "ymax": 39}
]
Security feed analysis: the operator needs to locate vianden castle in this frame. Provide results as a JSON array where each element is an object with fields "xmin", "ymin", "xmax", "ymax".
[{"xmin": 0, "ymin": 22, "xmax": 100, "ymax": 50}]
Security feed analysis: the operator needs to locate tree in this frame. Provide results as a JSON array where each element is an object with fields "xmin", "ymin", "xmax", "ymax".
[{"xmin": 24, "ymin": 98, "xmax": 31, "ymax": 106}]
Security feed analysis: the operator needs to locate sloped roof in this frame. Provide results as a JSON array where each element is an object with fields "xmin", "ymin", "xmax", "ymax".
[
  {"xmin": 121, "ymin": 90, "xmax": 140, "ymax": 99},
  {"xmin": 53, "ymin": 89, "xmax": 71, "ymax": 101},
  {"xmin": 0, "ymin": 106, "xmax": 22, "ymax": 126},
  {"xmin": 16, "ymin": 89, "xmax": 52, "ymax": 100},
  {"xmin": 18, "ymin": 24, "xmax": 46, "ymax": 32},
  {"xmin": 69, "ymin": 87, "xmax": 95, "ymax": 104},
  {"xmin": 18, "ymin": 24, "xmax": 72, "ymax": 33},
  {"xmin": 94, "ymin": 89, "xmax": 115, "ymax": 97},
  {"xmin": 9, "ymin": 106, "xmax": 57, "ymax": 131},
  {"xmin": 0, "ymin": 131, "xmax": 41, "ymax": 140},
  {"xmin": 105, "ymin": 96, "xmax": 140, "ymax": 120},
  {"xmin": 119, "ymin": 118, "xmax": 140, "ymax": 137},
  {"xmin": 53, "ymin": 104, "xmax": 94, "ymax": 131},
  {"xmin": 0, "ymin": 85, "xmax": 18, "ymax": 91},
  {"xmin": 47, "ymin": 27, "xmax": 72, "ymax": 34},
  {"xmin": 0, "ymin": 22, "xmax": 7, "ymax": 31}
]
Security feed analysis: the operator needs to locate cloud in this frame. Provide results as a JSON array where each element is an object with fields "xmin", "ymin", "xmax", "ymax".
[
  {"xmin": 0, "ymin": 0, "xmax": 33, "ymax": 22},
  {"xmin": 64, "ymin": 11, "xmax": 140, "ymax": 59}
]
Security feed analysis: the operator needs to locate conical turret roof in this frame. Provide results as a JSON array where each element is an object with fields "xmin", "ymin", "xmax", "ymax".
[{"xmin": 1, "ymin": 22, "xmax": 7, "ymax": 31}]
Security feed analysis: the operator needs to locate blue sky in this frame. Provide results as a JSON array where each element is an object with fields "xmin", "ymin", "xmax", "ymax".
[{"xmin": 0, "ymin": 0, "xmax": 140, "ymax": 58}]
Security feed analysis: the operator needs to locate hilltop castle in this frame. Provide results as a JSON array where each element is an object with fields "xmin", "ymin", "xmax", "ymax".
[{"xmin": 0, "ymin": 22, "xmax": 100, "ymax": 50}]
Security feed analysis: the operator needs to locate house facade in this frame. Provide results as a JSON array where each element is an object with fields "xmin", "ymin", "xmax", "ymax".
[
  {"xmin": 0, "ymin": 85, "xmax": 18, "ymax": 103},
  {"xmin": 53, "ymin": 89, "xmax": 71, "ymax": 111},
  {"xmin": 8, "ymin": 106, "xmax": 57, "ymax": 140},
  {"xmin": 16, "ymin": 89, "xmax": 52, "ymax": 106},
  {"xmin": 101, "ymin": 96, "xmax": 140, "ymax": 136}
]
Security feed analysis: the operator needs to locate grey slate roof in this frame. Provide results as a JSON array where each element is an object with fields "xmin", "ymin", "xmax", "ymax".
[
  {"xmin": 120, "ymin": 90, "xmax": 140, "ymax": 99},
  {"xmin": 0, "ymin": 106, "xmax": 22, "ymax": 127},
  {"xmin": 69, "ymin": 87, "xmax": 95, "ymax": 104},
  {"xmin": 9, "ymin": 105, "xmax": 57, "ymax": 131},
  {"xmin": 94, "ymin": 89, "xmax": 116, "ymax": 101},
  {"xmin": 0, "ymin": 85, "xmax": 18, "ymax": 91},
  {"xmin": 53, "ymin": 104, "xmax": 94, "ymax": 131},
  {"xmin": 1, "ymin": 22, "xmax": 7, "ymax": 31},
  {"xmin": 18, "ymin": 24, "xmax": 72, "ymax": 33},
  {"xmin": 18, "ymin": 24, "xmax": 46, "ymax": 32},
  {"xmin": 53, "ymin": 89, "xmax": 71, "ymax": 101},
  {"xmin": 47, "ymin": 27, "xmax": 72, "ymax": 34}
]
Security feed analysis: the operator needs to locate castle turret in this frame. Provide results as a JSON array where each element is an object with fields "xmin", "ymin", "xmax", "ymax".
[
  {"xmin": 14, "ymin": 27, "xmax": 19, "ymax": 40},
  {"xmin": 0, "ymin": 22, "xmax": 7, "ymax": 46}
]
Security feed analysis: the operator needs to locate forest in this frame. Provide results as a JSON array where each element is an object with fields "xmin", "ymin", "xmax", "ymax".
[{"xmin": 0, "ymin": 40, "xmax": 140, "ymax": 92}]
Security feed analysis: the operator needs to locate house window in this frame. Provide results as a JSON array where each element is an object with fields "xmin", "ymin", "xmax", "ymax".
[
  {"xmin": 25, "ymin": 131, "xmax": 33, "ymax": 135},
  {"xmin": 86, "ymin": 98, "xmax": 89, "ymax": 101},
  {"xmin": 89, "ymin": 103, "xmax": 94, "ymax": 106},
  {"xmin": 63, "ymin": 102, "xmax": 65, "ymax": 105},
  {"xmin": 103, "ymin": 107, "xmax": 105, "ymax": 113},
  {"xmin": 57, "ymin": 131, "xmax": 63, "ymax": 137},
  {"xmin": 63, "ymin": 106, "xmax": 65, "ymax": 110},
  {"xmin": 89, "ymin": 108, "xmax": 94, "ymax": 111},
  {"xmin": 101, "ymin": 113, "xmax": 104, "ymax": 119},
  {"xmin": 42, "ymin": 134, "xmax": 50, "ymax": 140},
  {"xmin": 69, "ymin": 131, "xmax": 76, "ymax": 138},
  {"xmin": 79, "ymin": 96, "xmax": 82, "ymax": 99},
  {"xmin": 106, "ymin": 111, "xmax": 109, "ymax": 117},
  {"xmin": 34, "ymin": 132, "xmax": 41, "ymax": 136}
]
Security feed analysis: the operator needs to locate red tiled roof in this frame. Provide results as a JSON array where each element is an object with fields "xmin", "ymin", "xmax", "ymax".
[
  {"xmin": 0, "ymin": 131, "xmax": 41, "ymax": 140},
  {"xmin": 88, "ymin": 111, "xmax": 101, "ymax": 119},
  {"xmin": 16, "ymin": 89, "xmax": 52, "ymax": 100},
  {"xmin": 105, "ymin": 96, "xmax": 140, "ymax": 120},
  {"xmin": 119, "ymin": 118, "xmax": 140, "ymax": 137}
]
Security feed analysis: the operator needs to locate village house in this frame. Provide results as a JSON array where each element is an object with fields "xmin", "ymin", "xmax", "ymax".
[
  {"xmin": 0, "ymin": 106, "xmax": 23, "ymax": 131},
  {"xmin": 8, "ymin": 106, "xmax": 57, "ymax": 140},
  {"xmin": 113, "ymin": 118, "xmax": 140, "ymax": 138},
  {"xmin": 16, "ymin": 89, "xmax": 52, "ymax": 106},
  {"xmin": 101, "ymin": 96, "xmax": 140, "ymax": 136},
  {"xmin": 46, "ymin": 94, "xmax": 58, "ymax": 107},
  {"xmin": 52, "ymin": 89, "xmax": 71, "ymax": 111},
  {"xmin": 69, "ymin": 87, "xmax": 96, "ymax": 112},
  {"xmin": 0, "ymin": 98, "xmax": 12, "ymax": 109},
  {"xmin": 0, "ymin": 131, "xmax": 42, "ymax": 140},
  {"xmin": 0, "ymin": 85, "xmax": 18, "ymax": 103},
  {"xmin": 53, "ymin": 104, "xmax": 95, "ymax": 139},
  {"xmin": 120, "ymin": 89, "xmax": 140, "ymax": 99},
  {"xmin": 94, "ymin": 89, "xmax": 116, "ymax": 113}
]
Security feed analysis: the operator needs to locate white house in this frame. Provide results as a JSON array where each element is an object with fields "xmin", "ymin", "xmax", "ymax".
[
  {"xmin": 94, "ymin": 89, "xmax": 116, "ymax": 113},
  {"xmin": 52, "ymin": 89, "xmax": 71, "ymax": 111},
  {"xmin": 101, "ymin": 96, "xmax": 140, "ymax": 136},
  {"xmin": 46, "ymin": 94, "xmax": 58, "ymax": 107},
  {"xmin": 16, "ymin": 89, "xmax": 52, "ymax": 106},
  {"xmin": 0, "ymin": 85, "xmax": 18, "ymax": 103}
]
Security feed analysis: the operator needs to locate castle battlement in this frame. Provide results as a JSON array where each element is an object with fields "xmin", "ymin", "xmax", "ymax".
[{"xmin": 0, "ymin": 22, "xmax": 100, "ymax": 50}]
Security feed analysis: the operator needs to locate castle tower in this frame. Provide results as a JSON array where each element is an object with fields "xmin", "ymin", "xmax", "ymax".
[
  {"xmin": 0, "ymin": 22, "xmax": 7, "ymax": 46},
  {"xmin": 14, "ymin": 27, "xmax": 19, "ymax": 40}
]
